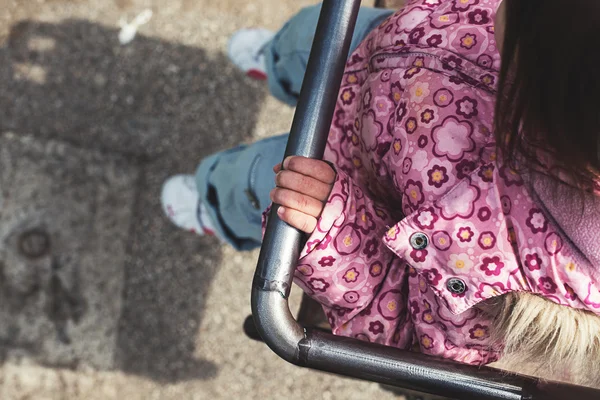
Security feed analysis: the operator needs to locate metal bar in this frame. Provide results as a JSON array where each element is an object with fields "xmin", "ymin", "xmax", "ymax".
[
  {"xmin": 251, "ymin": 0, "xmax": 362, "ymax": 363},
  {"xmin": 300, "ymin": 330, "xmax": 523, "ymax": 400},
  {"xmin": 299, "ymin": 330, "xmax": 600, "ymax": 400},
  {"xmin": 251, "ymin": 1, "xmax": 600, "ymax": 399}
]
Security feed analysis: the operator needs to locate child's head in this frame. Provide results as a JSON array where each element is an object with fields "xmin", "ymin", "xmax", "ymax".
[{"xmin": 494, "ymin": 0, "xmax": 600, "ymax": 188}]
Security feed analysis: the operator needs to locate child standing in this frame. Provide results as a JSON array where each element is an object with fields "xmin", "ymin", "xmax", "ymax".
[{"xmin": 163, "ymin": 0, "xmax": 600, "ymax": 387}]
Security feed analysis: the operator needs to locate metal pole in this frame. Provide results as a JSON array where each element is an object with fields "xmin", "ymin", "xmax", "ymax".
[
  {"xmin": 251, "ymin": 0, "xmax": 362, "ymax": 363},
  {"xmin": 250, "ymin": 1, "xmax": 600, "ymax": 399}
]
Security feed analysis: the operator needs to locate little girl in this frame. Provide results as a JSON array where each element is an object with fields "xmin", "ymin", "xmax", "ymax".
[{"xmin": 162, "ymin": 0, "xmax": 600, "ymax": 388}]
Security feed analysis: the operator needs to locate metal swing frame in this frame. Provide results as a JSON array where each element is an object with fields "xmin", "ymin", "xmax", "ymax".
[{"xmin": 250, "ymin": 1, "xmax": 600, "ymax": 399}]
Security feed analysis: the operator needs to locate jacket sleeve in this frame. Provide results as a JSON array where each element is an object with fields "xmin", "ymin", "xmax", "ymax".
[
  {"xmin": 292, "ymin": 165, "xmax": 403, "ymax": 330},
  {"xmin": 290, "ymin": 61, "xmax": 498, "ymax": 342}
]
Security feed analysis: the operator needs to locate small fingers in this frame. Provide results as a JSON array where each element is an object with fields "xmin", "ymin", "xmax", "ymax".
[
  {"xmin": 275, "ymin": 170, "xmax": 332, "ymax": 201},
  {"xmin": 270, "ymin": 188, "xmax": 324, "ymax": 218},
  {"xmin": 277, "ymin": 206, "xmax": 317, "ymax": 234},
  {"xmin": 283, "ymin": 156, "xmax": 336, "ymax": 184}
]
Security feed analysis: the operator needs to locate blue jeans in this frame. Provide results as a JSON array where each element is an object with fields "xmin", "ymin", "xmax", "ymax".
[{"xmin": 196, "ymin": 5, "xmax": 393, "ymax": 250}]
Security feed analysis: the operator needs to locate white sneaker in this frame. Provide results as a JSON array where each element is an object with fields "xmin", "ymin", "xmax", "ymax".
[
  {"xmin": 161, "ymin": 175, "xmax": 216, "ymax": 236},
  {"xmin": 227, "ymin": 28, "xmax": 275, "ymax": 81}
]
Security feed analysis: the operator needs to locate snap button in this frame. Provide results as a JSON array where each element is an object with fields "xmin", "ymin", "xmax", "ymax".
[
  {"xmin": 410, "ymin": 233, "xmax": 429, "ymax": 250},
  {"xmin": 447, "ymin": 278, "xmax": 466, "ymax": 295}
]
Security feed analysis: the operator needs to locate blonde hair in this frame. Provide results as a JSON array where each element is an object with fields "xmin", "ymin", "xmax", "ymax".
[{"xmin": 486, "ymin": 293, "xmax": 600, "ymax": 388}]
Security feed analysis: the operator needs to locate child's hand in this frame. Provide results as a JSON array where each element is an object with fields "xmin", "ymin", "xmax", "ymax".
[{"xmin": 271, "ymin": 156, "xmax": 336, "ymax": 234}]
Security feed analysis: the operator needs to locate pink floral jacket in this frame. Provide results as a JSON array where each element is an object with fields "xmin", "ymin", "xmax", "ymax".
[{"xmin": 291, "ymin": 0, "xmax": 600, "ymax": 365}]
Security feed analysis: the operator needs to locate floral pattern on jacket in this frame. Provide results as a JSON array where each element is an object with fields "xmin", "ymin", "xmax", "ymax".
[{"xmin": 283, "ymin": 0, "xmax": 600, "ymax": 365}]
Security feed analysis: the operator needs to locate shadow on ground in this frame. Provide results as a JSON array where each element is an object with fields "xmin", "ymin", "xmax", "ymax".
[{"xmin": 0, "ymin": 19, "xmax": 267, "ymax": 383}]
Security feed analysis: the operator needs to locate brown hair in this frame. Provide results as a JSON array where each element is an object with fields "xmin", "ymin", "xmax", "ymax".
[{"xmin": 494, "ymin": 0, "xmax": 600, "ymax": 188}]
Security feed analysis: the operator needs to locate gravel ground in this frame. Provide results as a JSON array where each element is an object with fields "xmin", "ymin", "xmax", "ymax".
[{"xmin": 0, "ymin": 0, "xmax": 407, "ymax": 399}]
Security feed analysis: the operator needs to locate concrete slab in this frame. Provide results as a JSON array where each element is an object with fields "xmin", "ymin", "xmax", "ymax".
[{"xmin": 0, "ymin": 132, "xmax": 138, "ymax": 370}]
